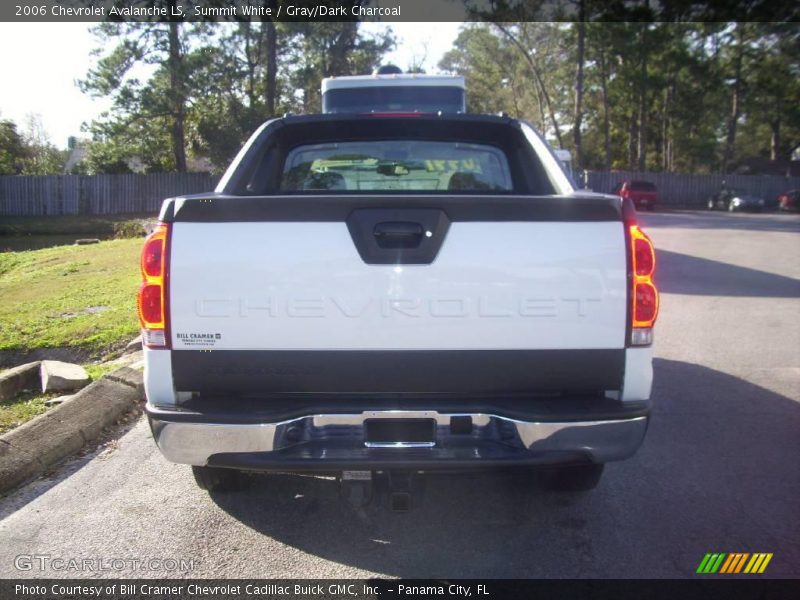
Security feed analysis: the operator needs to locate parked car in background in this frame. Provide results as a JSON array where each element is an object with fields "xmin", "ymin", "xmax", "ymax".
[
  {"xmin": 707, "ymin": 187, "xmax": 765, "ymax": 212},
  {"xmin": 612, "ymin": 180, "xmax": 658, "ymax": 211},
  {"xmin": 777, "ymin": 190, "xmax": 799, "ymax": 212}
]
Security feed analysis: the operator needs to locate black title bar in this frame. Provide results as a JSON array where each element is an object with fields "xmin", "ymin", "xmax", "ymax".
[
  {"xmin": 4, "ymin": 579, "xmax": 800, "ymax": 600},
  {"xmin": 3, "ymin": 0, "xmax": 799, "ymax": 23}
]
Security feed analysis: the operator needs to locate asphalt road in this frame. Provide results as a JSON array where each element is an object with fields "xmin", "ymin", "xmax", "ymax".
[{"xmin": 1, "ymin": 210, "xmax": 798, "ymax": 579}]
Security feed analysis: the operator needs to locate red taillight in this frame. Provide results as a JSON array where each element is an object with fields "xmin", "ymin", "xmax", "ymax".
[
  {"xmin": 634, "ymin": 237, "xmax": 655, "ymax": 276},
  {"xmin": 634, "ymin": 281, "xmax": 658, "ymax": 323},
  {"xmin": 630, "ymin": 225, "xmax": 658, "ymax": 330},
  {"xmin": 624, "ymin": 198, "xmax": 658, "ymax": 344},
  {"xmin": 137, "ymin": 222, "xmax": 170, "ymax": 347},
  {"xmin": 138, "ymin": 283, "xmax": 163, "ymax": 326},
  {"xmin": 141, "ymin": 236, "xmax": 164, "ymax": 278}
]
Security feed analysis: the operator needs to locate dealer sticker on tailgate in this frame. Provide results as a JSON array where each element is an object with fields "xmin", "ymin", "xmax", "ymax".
[{"xmin": 175, "ymin": 332, "xmax": 221, "ymax": 348}]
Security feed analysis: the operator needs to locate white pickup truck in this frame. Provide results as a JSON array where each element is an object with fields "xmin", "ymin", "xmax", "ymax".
[{"xmin": 139, "ymin": 112, "xmax": 658, "ymax": 499}]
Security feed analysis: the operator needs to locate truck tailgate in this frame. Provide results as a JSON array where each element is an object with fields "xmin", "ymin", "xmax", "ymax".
[{"xmin": 165, "ymin": 195, "xmax": 627, "ymax": 395}]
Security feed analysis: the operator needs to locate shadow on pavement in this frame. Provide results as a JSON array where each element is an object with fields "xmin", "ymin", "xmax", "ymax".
[
  {"xmin": 656, "ymin": 249, "xmax": 800, "ymax": 298},
  {"xmin": 208, "ymin": 359, "xmax": 800, "ymax": 578},
  {"xmin": 0, "ymin": 416, "xmax": 141, "ymax": 521}
]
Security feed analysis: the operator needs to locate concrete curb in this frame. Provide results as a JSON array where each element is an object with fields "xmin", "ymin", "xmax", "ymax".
[
  {"xmin": 0, "ymin": 361, "xmax": 41, "ymax": 402},
  {"xmin": 0, "ymin": 366, "xmax": 144, "ymax": 495}
]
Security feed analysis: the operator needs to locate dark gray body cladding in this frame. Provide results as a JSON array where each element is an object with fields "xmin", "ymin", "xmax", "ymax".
[
  {"xmin": 171, "ymin": 349, "xmax": 625, "ymax": 396},
  {"xmin": 160, "ymin": 193, "xmax": 621, "ymax": 223}
]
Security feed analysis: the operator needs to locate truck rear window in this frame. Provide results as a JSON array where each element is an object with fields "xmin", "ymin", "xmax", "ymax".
[{"xmin": 280, "ymin": 141, "xmax": 513, "ymax": 193}]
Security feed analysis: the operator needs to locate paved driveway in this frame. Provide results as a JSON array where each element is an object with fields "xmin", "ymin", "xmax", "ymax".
[{"xmin": 1, "ymin": 211, "xmax": 798, "ymax": 578}]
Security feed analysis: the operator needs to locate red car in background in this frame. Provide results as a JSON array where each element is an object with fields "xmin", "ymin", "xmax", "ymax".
[
  {"xmin": 613, "ymin": 180, "xmax": 658, "ymax": 211},
  {"xmin": 777, "ymin": 190, "xmax": 799, "ymax": 212}
]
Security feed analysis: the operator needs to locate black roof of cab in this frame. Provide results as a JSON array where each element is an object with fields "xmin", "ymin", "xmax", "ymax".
[{"xmin": 221, "ymin": 112, "xmax": 550, "ymax": 196}]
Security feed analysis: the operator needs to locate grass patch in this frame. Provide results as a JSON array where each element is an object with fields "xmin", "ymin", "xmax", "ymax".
[
  {"xmin": 0, "ymin": 389, "xmax": 58, "ymax": 434},
  {"xmin": 0, "ymin": 214, "xmax": 152, "ymax": 238},
  {"xmin": 84, "ymin": 362, "xmax": 119, "ymax": 381},
  {"xmin": 0, "ymin": 238, "xmax": 142, "ymax": 355},
  {"xmin": 0, "ymin": 363, "xmax": 122, "ymax": 434}
]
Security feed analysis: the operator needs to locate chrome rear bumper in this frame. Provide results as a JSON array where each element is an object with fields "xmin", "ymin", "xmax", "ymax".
[{"xmin": 146, "ymin": 406, "xmax": 648, "ymax": 469}]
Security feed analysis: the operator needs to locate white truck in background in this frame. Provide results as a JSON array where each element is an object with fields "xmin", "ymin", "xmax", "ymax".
[
  {"xmin": 140, "ymin": 110, "xmax": 659, "ymax": 506},
  {"xmin": 322, "ymin": 64, "xmax": 466, "ymax": 114}
]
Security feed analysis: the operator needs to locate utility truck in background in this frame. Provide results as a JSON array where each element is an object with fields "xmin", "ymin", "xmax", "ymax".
[
  {"xmin": 321, "ymin": 64, "xmax": 466, "ymax": 114},
  {"xmin": 140, "ymin": 92, "xmax": 658, "ymax": 508}
]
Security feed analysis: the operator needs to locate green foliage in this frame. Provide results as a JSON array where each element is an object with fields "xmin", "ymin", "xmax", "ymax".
[
  {"xmin": 281, "ymin": 23, "xmax": 396, "ymax": 113},
  {"xmin": 0, "ymin": 119, "xmax": 28, "ymax": 175},
  {"xmin": 0, "ymin": 214, "xmax": 148, "ymax": 237},
  {"xmin": 19, "ymin": 145, "xmax": 67, "ymax": 176},
  {"xmin": 438, "ymin": 22, "xmax": 800, "ymax": 174},
  {"xmin": 0, "ymin": 115, "xmax": 65, "ymax": 175},
  {"xmin": 78, "ymin": 21, "xmax": 191, "ymax": 173},
  {"xmin": 111, "ymin": 219, "xmax": 148, "ymax": 239},
  {"xmin": 441, "ymin": 25, "xmax": 520, "ymax": 117},
  {"xmin": 737, "ymin": 24, "xmax": 800, "ymax": 163},
  {"xmin": 74, "ymin": 18, "xmax": 796, "ymax": 176},
  {"xmin": 81, "ymin": 115, "xmax": 175, "ymax": 174},
  {"xmin": 78, "ymin": 22, "xmax": 396, "ymax": 174}
]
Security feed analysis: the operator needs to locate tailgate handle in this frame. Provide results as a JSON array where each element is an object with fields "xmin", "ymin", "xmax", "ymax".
[{"xmin": 373, "ymin": 221, "xmax": 424, "ymax": 248}]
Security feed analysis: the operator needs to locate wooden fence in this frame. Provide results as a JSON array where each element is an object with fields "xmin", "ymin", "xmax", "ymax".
[
  {"xmin": 0, "ymin": 173, "xmax": 217, "ymax": 216},
  {"xmin": 1, "ymin": 170, "xmax": 798, "ymax": 216},
  {"xmin": 585, "ymin": 170, "xmax": 800, "ymax": 207}
]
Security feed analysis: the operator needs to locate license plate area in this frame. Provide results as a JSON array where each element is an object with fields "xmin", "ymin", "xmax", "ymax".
[{"xmin": 364, "ymin": 418, "xmax": 436, "ymax": 448}]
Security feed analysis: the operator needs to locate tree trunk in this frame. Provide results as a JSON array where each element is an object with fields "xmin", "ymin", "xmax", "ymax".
[
  {"xmin": 265, "ymin": 20, "xmax": 277, "ymax": 116},
  {"xmin": 636, "ymin": 28, "xmax": 648, "ymax": 172},
  {"xmin": 598, "ymin": 46, "xmax": 612, "ymax": 170},
  {"xmin": 722, "ymin": 25, "xmax": 745, "ymax": 173},
  {"xmin": 573, "ymin": 6, "xmax": 586, "ymax": 167},
  {"xmin": 660, "ymin": 88, "xmax": 668, "ymax": 171},
  {"xmin": 534, "ymin": 81, "xmax": 547, "ymax": 131},
  {"xmin": 167, "ymin": 20, "xmax": 187, "ymax": 173},
  {"xmin": 329, "ymin": 23, "xmax": 358, "ymax": 76},
  {"xmin": 661, "ymin": 78, "xmax": 675, "ymax": 172},
  {"xmin": 243, "ymin": 23, "xmax": 259, "ymax": 109},
  {"xmin": 508, "ymin": 77, "xmax": 523, "ymax": 118},
  {"xmin": 770, "ymin": 119, "xmax": 781, "ymax": 161}
]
